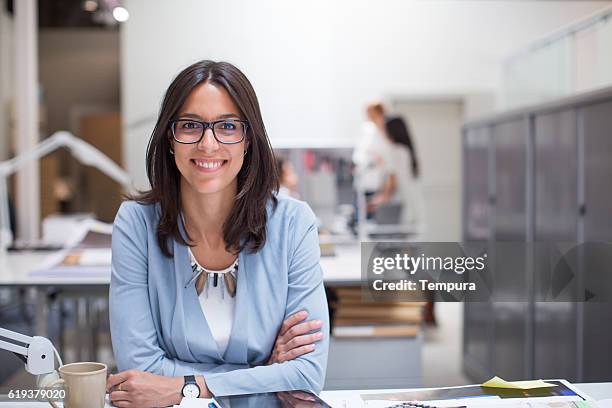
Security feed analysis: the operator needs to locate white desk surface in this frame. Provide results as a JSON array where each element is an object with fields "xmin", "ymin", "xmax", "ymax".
[
  {"xmin": 1, "ymin": 383, "xmax": 610, "ymax": 407},
  {"xmin": 0, "ymin": 252, "xmax": 109, "ymax": 286},
  {"xmin": 319, "ymin": 382, "xmax": 612, "ymax": 405},
  {"xmin": 319, "ymin": 244, "xmax": 361, "ymax": 284},
  {"xmin": 0, "ymin": 244, "xmax": 363, "ymax": 286}
]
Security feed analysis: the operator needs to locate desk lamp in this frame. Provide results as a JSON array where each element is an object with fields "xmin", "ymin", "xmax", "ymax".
[
  {"xmin": 0, "ymin": 130, "xmax": 132, "ymax": 253},
  {"xmin": 0, "ymin": 327, "xmax": 62, "ymax": 387}
]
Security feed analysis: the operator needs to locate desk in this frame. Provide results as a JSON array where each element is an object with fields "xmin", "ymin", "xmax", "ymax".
[
  {"xmin": 0, "ymin": 252, "xmax": 109, "ymax": 361},
  {"xmin": 319, "ymin": 382, "xmax": 612, "ymax": 406},
  {"xmin": 320, "ymin": 244, "xmax": 362, "ymax": 286},
  {"xmin": 0, "ymin": 244, "xmax": 365, "ymax": 337},
  {"xmin": 0, "ymin": 244, "xmax": 363, "ymax": 286},
  {"xmin": 2, "ymin": 247, "xmax": 424, "ymax": 390},
  {"xmin": 4, "ymin": 247, "xmax": 415, "ymax": 389},
  {"xmin": 319, "ymin": 244, "xmax": 423, "ymax": 390},
  {"xmin": 1, "ymin": 383, "xmax": 610, "ymax": 407}
]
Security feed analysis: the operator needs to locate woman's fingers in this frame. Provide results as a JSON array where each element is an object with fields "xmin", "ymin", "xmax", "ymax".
[
  {"xmin": 279, "ymin": 310, "xmax": 308, "ymax": 336},
  {"xmin": 280, "ymin": 319, "xmax": 323, "ymax": 344},
  {"xmin": 109, "ymin": 390, "xmax": 131, "ymax": 403},
  {"xmin": 278, "ymin": 344, "xmax": 316, "ymax": 362},
  {"xmin": 269, "ymin": 313, "xmax": 324, "ymax": 364},
  {"xmin": 284, "ymin": 331, "xmax": 323, "ymax": 351},
  {"xmin": 106, "ymin": 373, "xmax": 126, "ymax": 390}
]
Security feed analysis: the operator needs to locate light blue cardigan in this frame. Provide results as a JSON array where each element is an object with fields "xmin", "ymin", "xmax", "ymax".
[{"xmin": 109, "ymin": 195, "xmax": 329, "ymax": 396}]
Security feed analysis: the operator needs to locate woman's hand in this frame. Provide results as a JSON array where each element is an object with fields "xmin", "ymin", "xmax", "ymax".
[
  {"xmin": 106, "ymin": 370, "xmax": 185, "ymax": 408},
  {"xmin": 267, "ymin": 310, "xmax": 323, "ymax": 365}
]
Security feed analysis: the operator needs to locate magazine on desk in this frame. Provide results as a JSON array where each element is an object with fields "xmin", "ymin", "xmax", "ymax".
[
  {"xmin": 29, "ymin": 219, "xmax": 112, "ymax": 278},
  {"xmin": 325, "ymin": 380, "xmax": 598, "ymax": 408}
]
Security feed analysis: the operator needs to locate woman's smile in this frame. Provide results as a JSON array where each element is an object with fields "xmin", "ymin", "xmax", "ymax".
[{"xmin": 191, "ymin": 158, "xmax": 228, "ymax": 173}]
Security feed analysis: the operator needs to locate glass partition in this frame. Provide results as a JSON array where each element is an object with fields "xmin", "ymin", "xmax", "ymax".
[{"xmin": 501, "ymin": 7, "xmax": 612, "ymax": 110}]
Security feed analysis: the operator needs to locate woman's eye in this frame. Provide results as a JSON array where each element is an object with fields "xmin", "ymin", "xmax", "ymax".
[
  {"xmin": 219, "ymin": 122, "xmax": 237, "ymax": 130},
  {"xmin": 182, "ymin": 121, "xmax": 199, "ymax": 129}
]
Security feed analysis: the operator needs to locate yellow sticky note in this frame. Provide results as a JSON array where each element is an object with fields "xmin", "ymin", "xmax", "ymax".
[{"xmin": 481, "ymin": 376, "xmax": 558, "ymax": 390}]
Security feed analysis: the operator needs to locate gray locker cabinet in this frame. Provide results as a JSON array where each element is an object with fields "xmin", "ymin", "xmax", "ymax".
[
  {"xmin": 581, "ymin": 100, "xmax": 612, "ymax": 382},
  {"xmin": 462, "ymin": 87, "xmax": 612, "ymax": 383},
  {"xmin": 462, "ymin": 127, "xmax": 494, "ymax": 382},
  {"xmin": 533, "ymin": 109, "xmax": 579, "ymax": 381},
  {"xmin": 464, "ymin": 127, "xmax": 492, "ymax": 241},
  {"xmin": 491, "ymin": 119, "xmax": 529, "ymax": 380}
]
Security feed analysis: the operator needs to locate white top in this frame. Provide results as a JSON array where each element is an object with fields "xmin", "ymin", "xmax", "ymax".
[
  {"xmin": 387, "ymin": 144, "xmax": 423, "ymax": 225},
  {"xmin": 352, "ymin": 121, "xmax": 394, "ymax": 192},
  {"xmin": 189, "ymin": 248, "xmax": 236, "ymax": 355}
]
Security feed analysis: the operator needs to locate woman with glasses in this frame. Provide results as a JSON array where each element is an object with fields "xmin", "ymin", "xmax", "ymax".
[{"xmin": 106, "ymin": 60, "xmax": 329, "ymax": 407}]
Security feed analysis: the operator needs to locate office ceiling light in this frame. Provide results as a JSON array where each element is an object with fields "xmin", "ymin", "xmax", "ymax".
[
  {"xmin": 112, "ymin": 6, "xmax": 129, "ymax": 22},
  {"xmin": 83, "ymin": 1, "xmax": 98, "ymax": 12}
]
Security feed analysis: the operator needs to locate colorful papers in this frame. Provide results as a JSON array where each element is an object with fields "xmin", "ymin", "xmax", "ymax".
[{"xmin": 482, "ymin": 376, "xmax": 558, "ymax": 390}]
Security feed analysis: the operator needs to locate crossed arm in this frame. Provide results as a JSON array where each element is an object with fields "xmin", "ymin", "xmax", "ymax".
[{"xmin": 106, "ymin": 311, "xmax": 324, "ymax": 407}]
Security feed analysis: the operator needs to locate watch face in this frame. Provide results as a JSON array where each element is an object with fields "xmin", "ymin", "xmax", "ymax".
[{"xmin": 182, "ymin": 383, "xmax": 200, "ymax": 398}]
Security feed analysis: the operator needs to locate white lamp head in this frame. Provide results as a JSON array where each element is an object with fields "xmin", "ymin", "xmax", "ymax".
[{"xmin": 26, "ymin": 336, "xmax": 56, "ymax": 375}]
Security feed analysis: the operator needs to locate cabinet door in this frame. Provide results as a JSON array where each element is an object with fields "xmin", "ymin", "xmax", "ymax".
[
  {"xmin": 463, "ymin": 127, "xmax": 493, "ymax": 380},
  {"xmin": 494, "ymin": 120, "xmax": 527, "ymax": 241},
  {"xmin": 492, "ymin": 119, "xmax": 529, "ymax": 379},
  {"xmin": 581, "ymin": 101, "xmax": 612, "ymax": 381},
  {"xmin": 464, "ymin": 127, "xmax": 491, "ymax": 241},
  {"xmin": 533, "ymin": 109, "xmax": 578, "ymax": 381}
]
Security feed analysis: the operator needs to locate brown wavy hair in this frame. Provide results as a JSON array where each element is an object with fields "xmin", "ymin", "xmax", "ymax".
[{"xmin": 134, "ymin": 60, "xmax": 279, "ymax": 257}]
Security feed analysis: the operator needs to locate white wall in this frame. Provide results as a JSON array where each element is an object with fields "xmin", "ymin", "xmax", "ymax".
[
  {"xmin": 392, "ymin": 99, "xmax": 464, "ymax": 241},
  {"xmin": 122, "ymin": 0, "xmax": 610, "ymax": 190}
]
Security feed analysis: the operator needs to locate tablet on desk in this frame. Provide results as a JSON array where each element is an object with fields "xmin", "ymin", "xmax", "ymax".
[{"xmin": 214, "ymin": 390, "xmax": 332, "ymax": 407}]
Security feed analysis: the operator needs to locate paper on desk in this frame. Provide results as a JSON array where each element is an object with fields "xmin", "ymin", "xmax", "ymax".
[
  {"xmin": 364, "ymin": 399, "xmax": 481, "ymax": 407},
  {"xmin": 323, "ymin": 394, "xmax": 367, "ymax": 407},
  {"xmin": 366, "ymin": 399, "xmax": 593, "ymax": 408},
  {"xmin": 78, "ymin": 248, "xmax": 112, "ymax": 265},
  {"xmin": 482, "ymin": 376, "xmax": 558, "ymax": 390},
  {"xmin": 171, "ymin": 397, "xmax": 216, "ymax": 407},
  {"xmin": 463, "ymin": 401, "xmax": 594, "ymax": 407}
]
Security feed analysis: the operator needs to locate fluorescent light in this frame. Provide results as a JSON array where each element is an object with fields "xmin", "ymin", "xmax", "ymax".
[{"xmin": 112, "ymin": 6, "xmax": 129, "ymax": 22}]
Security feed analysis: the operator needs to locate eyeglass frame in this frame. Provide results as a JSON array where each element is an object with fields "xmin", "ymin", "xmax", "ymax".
[{"xmin": 168, "ymin": 118, "xmax": 249, "ymax": 145}]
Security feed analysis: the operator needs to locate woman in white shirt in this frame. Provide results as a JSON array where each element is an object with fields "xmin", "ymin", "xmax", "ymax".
[{"xmin": 367, "ymin": 115, "xmax": 422, "ymax": 226}]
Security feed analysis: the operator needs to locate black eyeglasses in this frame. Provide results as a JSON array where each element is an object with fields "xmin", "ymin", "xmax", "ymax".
[{"xmin": 169, "ymin": 118, "xmax": 249, "ymax": 145}]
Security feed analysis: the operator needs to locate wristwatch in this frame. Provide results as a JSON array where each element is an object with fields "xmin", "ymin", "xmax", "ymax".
[{"xmin": 181, "ymin": 375, "xmax": 201, "ymax": 398}]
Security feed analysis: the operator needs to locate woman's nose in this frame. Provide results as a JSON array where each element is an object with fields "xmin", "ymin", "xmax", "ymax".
[{"xmin": 197, "ymin": 128, "xmax": 219, "ymax": 151}]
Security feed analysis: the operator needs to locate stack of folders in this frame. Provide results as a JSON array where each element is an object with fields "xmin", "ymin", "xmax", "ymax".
[{"xmin": 331, "ymin": 286, "xmax": 424, "ymax": 338}]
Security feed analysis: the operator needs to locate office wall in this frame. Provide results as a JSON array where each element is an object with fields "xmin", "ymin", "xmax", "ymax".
[
  {"xmin": 0, "ymin": 0, "xmax": 13, "ymax": 160},
  {"xmin": 39, "ymin": 29, "xmax": 120, "ymax": 135},
  {"xmin": 392, "ymin": 100, "xmax": 464, "ymax": 241},
  {"xmin": 121, "ymin": 0, "xmax": 610, "ymax": 190}
]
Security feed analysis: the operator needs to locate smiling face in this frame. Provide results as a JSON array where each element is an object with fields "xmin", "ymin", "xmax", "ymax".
[{"xmin": 172, "ymin": 81, "xmax": 247, "ymax": 196}]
